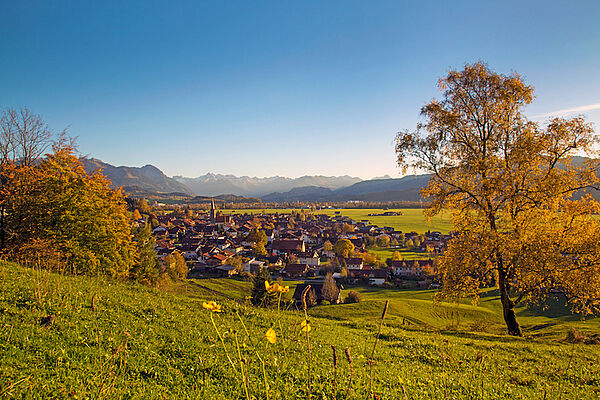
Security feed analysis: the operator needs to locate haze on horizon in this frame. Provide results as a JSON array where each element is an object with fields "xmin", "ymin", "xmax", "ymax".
[{"xmin": 1, "ymin": 1, "xmax": 599, "ymax": 180}]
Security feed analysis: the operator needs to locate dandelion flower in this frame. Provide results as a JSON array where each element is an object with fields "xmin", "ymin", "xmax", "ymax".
[
  {"xmin": 266, "ymin": 281, "xmax": 290, "ymax": 294},
  {"xmin": 202, "ymin": 301, "xmax": 222, "ymax": 313},
  {"xmin": 300, "ymin": 320, "xmax": 311, "ymax": 332},
  {"xmin": 266, "ymin": 328, "xmax": 277, "ymax": 344},
  {"xmin": 279, "ymin": 285, "xmax": 290, "ymax": 293}
]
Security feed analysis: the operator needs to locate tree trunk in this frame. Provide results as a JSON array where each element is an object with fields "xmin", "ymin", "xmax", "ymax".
[{"xmin": 498, "ymin": 272, "xmax": 522, "ymax": 336}]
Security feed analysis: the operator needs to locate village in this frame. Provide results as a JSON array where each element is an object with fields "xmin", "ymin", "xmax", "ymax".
[{"xmin": 150, "ymin": 201, "xmax": 453, "ymax": 302}]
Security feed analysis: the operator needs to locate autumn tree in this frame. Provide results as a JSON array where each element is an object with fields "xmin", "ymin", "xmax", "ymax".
[
  {"xmin": 376, "ymin": 235, "xmax": 390, "ymax": 248},
  {"xmin": 247, "ymin": 229, "xmax": 267, "ymax": 245},
  {"xmin": 323, "ymin": 240, "xmax": 333, "ymax": 252},
  {"xmin": 2, "ymin": 142, "xmax": 136, "ymax": 278},
  {"xmin": 333, "ymin": 239, "xmax": 355, "ymax": 258},
  {"xmin": 321, "ymin": 273, "xmax": 339, "ymax": 303},
  {"xmin": 252, "ymin": 241, "xmax": 268, "ymax": 257},
  {"xmin": 229, "ymin": 254, "xmax": 244, "ymax": 274},
  {"xmin": 364, "ymin": 252, "xmax": 380, "ymax": 266},
  {"xmin": 396, "ymin": 62, "xmax": 600, "ymax": 336},
  {"xmin": 392, "ymin": 251, "xmax": 403, "ymax": 261},
  {"xmin": 131, "ymin": 222, "xmax": 162, "ymax": 286},
  {"xmin": 0, "ymin": 107, "xmax": 56, "ymax": 249},
  {"xmin": 342, "ymin": 223, "xmax": 354, "ymax": 233},
  {"xmin": 165, "ymin": 250, "xmax": 188, "ymax": 280},
  {"xmin": 138, "ymin": 199, "xmax": 151, "ymax": 215},
  {"xmin": 132, "ymin": 209, "xmax": 143, "ymax": 221}
]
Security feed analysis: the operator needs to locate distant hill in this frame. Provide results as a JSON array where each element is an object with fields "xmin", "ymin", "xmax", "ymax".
[
  {"xmin": 80, "ymin": 157, "xmax": 429, "ymax": 201},
  {"xmin": 262, "ymin": 186, "xmax": 335, "ymax": 202},
  {"xmin": 81, "ymin": 158, "xmax": 193, "ymax": 195},
  {"xmin": 174, "ymin": 173, "xmax": 361, "ymax": 197},
  {"xmin": 261, "ymin": 175, "xmax": 431, "ymax": 202},
  {"xmin": 332, "ymin": 175, "xmax": 430, "ymax": 199}
]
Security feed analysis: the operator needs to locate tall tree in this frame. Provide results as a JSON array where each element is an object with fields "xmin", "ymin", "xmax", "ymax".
[
  {"xmin": 131, "ymin": 222, "xmax": 162, "ymax": 285},
  {"xmin": 333, "ymin": 239, "xmax": 355, "ymax": 258},
  {"xmin": 321, "ymin": 273, "xmax": 339, "ymax": 303},
  {"xmin": 3, "ymin": 143, "xmax": 136, "ymax": 278},
  {"xmin": 165, "ymin": 250, "xmax": 188, "ymax": 280},
  {"xmin": 0, "ymin": 106, "xmax": 55, "ymax": 167},
  {"xmin": 0, "ymin": 107, "xmax": 57, "ymax": 249},
  {"xmin": 396, "ymin": 62, "xmax": 600, "ymax": 336},
  {"xmin": 250, "ymin": 268, "xmax": 277, "ymax": 307}
]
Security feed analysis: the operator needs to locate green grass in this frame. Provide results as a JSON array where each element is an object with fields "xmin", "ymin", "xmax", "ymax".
[
  {"xmin": 367, "ymin": 247, "xmax": 430, "ymax": 261},
  {"xmin": 222, "ymin": 208, "xmax": 453, "ymax": 234},
  {"xmin": 1, "ymin": 261, "xmax": 599, "ymax": 399}
]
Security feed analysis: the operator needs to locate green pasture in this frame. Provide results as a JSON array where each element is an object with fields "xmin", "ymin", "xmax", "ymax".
[
  {"xmin": 1, "ymin": 261, "xmax": 599, "ymax": 399},
  {"xmin": 222, "ymin": 208, "xmax": 453, "ymax": 234},
  {"xmin": 368, "ymin": 247, "xmax": 430, "ymax": 261}
]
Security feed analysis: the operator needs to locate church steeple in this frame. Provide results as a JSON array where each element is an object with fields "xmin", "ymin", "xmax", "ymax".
[{"xmin": 210, "ymin": 198, "xmax": 216, "ymax": 224}]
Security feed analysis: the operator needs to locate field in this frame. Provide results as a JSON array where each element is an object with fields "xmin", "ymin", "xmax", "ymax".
[
  {"xmin": 2, "ymin": 261, "xmax": 599, "ymax": 399},
  {"xmin": 223, "ymin": 208, "xmax": 453, "ymax": 234}
]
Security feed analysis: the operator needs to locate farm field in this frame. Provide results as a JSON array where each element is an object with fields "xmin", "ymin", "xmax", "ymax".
[
  {"xmin": 2, "ymin": 261, "xmax": 598, "ymax": 399},
  {"xmin": 223, "ymin": 208, "xmax": 453, "ymax": 234},
  {"xmin": 368, "ymin": 247, "xmax": 428, "ymax": 261}
]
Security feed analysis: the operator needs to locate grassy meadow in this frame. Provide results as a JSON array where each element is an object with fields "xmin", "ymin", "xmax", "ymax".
[
  {"xmin": 223, "ymin": 208, "xmax": 453, "ymax": 234},
  {"xmin": 1, "ymin": 261, "xmax": 599, "ymax": 399}
]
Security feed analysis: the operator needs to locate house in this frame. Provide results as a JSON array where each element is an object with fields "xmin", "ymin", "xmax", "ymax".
[
  {"xmin": 206, "ymin": 253, "xmax": 230, "ymax": 266},
  {"xmin": 348, "ymin": 268, "xmax": 388, "ymax": 285},
  {"xmin": 152, "ymin": 226, "xmax": 167, "ymax": 236},
  {"xmin": 243, "ymin": 258, "xmax": 266, "ymax": 274},
  {"xmin": 344, "ymin": 257, "xmax": 364, "ymax": 270},
  {"xmin": 179, "ymin": 244, "xmax": 201, "ymax": 260},
  {"xmin": 261, "ymin": 255, "xmax": 284, "ymax": 267},
  {"xmin": 390, "ymin": 260, "xmax": 434, "ymax": 278},
  {"xmin": 280, "ymin": 263, "xmax": 309, "ymax": 278},
  {"xmin": 214, "ymin": 215, "xmax": 232, "ymax": 225},
  {"xmin": 271, "ymin": 239, "xmax": 306, "ymax": 255},
  {"xmin": 297, "ymin": 251, "xmax": 320, "ymax": 267},
  {"xmin": 215, "ymin": 264, "xmax": 238, "ymax": 277}
]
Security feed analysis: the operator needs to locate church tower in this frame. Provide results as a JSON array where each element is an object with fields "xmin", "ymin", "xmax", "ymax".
[{"xmin": 210, "ymin": 198, "xmax": 216, "ymax": 224}]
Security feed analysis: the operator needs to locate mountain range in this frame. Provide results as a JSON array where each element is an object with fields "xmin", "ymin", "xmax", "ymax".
[
  {"xmin": 81, "ymin": 158, "xmax": 193, "ymax": 195},
  {"xmin": 80, "ymin": 157, "xmax": 429, "ymax": 202},
  {"xmin": 173, "ymin": 173, "xmax": 362, "ymax": 197},
  {"xmin": 261, "ymin": 175, "xmax": 429, "ymax": 202}
]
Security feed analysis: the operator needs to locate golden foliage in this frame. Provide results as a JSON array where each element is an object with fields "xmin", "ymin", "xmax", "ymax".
[
  {"xmin": 1, "ymin": 144, "xmax": 135, "ymax": 278},
  {"xmin": 396, "ymin": 62, "xmax": 600, "ymax": 333}
]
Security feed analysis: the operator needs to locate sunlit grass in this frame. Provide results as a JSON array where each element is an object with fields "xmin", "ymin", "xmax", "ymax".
[
  {"xmin": 1, "ymin": 261, "xmax": 599, "ymax": 399},
  {"xmin": 222, "ymin": 208, "xmax": 453, "ymax": 234}
]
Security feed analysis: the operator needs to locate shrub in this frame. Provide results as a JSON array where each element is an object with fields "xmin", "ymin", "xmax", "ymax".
[
  {"xmin": 565, "ymin": 328, "xmax": 588, "ymax": 344},
  {"xmin": 344, "ymin": 290, "xmax": 361, "ymax": 304}
]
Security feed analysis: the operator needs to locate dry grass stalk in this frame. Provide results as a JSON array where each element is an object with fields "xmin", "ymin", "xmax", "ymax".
[
  {"xmin": 368, "ymin": 300, "xmax": 389, "ymax": 397},
  {"xmin": 331, "ymin": 345, "xmax": 338, "ymax": 397},
  {"xmin": 344, "ymin": 347, "xmax": 353, "ymax": 399},
  {"xmin": 301, "ymin": 285, "xmax": 312, "ymax": 399}
]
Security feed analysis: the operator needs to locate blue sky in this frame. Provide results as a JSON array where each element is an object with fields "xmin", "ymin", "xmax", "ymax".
[{"xmin": 1, "ymin": 1, "xmax": 599, "ymax": 179}]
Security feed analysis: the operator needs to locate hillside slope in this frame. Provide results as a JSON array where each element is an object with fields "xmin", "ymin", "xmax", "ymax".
[
  {"xmin": 1, "ymin": 262, "xmax": 599, "ymax": 399},
  {"xmin": 261, "ymin": 175, "xmax": 431, "ymax": 202},
  {"xmin": 81, "ymin": 158, "xmax": 193, "ymax": 194}
]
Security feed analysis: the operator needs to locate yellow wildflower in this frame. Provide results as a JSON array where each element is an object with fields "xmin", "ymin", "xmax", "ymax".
[
  {"xmin": 266, "ymin": 281, "xmax": 290, "ymax": 294},
  {"xmin": 202, "ymin": 301, "xmax": 222, "ymax": 313},
  {"xmin": 278, "ymin": 284, "xmax": 290, "ymax": 293},
  {"xmin": 300, "ymin": 320, "xmax": 311, "ymax": 332},
  {"xmin": 266, "ymin": 328, "xmax": 277, "ymax": 344}
]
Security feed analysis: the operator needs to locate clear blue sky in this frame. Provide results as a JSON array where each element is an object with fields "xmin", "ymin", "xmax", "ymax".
[{"xmin": 1, "ymin": 1, "xmax": 599, "ymax": 179}]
